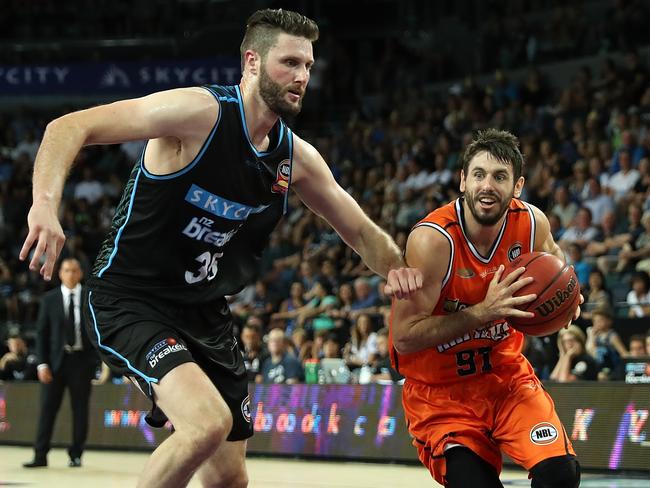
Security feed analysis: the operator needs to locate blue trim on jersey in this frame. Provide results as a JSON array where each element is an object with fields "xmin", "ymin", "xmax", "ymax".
[
  {"xmin": 88, "ymin": 291, "xmax": 158, "ymax": 395},
  {"xmin": 218, "ymin": 96, "xmax": 238, "ymax": 103},
  {"xmin": 97, "ymin": 167, "xmax": 142, "ymax": 277},
  {"xmin": 234, "ymin": 85, "xmax": 284, "ymax": 157},
  {"xmin": 283, "ymin": 129, "xmax": 294, "ymax": 215},
  {"xmin": 140, "ymin": 87, "xmax": 223, "ymax": 180}
]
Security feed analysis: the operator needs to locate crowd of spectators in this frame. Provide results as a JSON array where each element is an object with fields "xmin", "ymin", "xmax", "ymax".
[{"xmin": 2, "ymin": 37, "xmax": 650, "ymax": 385}]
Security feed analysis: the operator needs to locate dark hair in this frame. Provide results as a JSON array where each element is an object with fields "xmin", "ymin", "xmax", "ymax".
[
  {"xmin": 631, "ymin": 271, "xmax": 650, "ymax": 290},
  {"xmin": 629, "ymin": 334, "xmax": 645, "ymax": 344},
  {"xmin": 461, "ymin": 128, "xmax": 524, "ymax": 181},
  {"xmin": 240, "ymin": 9, "xmax": 319, "ymax": 69}
]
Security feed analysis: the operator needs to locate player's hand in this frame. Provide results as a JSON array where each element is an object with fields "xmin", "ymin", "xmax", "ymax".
[
  {"xmin": 37, "ymin": 366, "xmax": 53, "ymax": 384},
  {"xmin": 476, "ymin": 265, "xmax": 537, "ymax": 322},
  {"xmin": 19, "ymin": 203, "xmax": 65, "ymax": 281},
  {"xmin": 571, "ymin": 293, "xmax": 584, "ymax": 322},
  {"xmin": 385, "ymin": 267, "xmax": 424, "ymax": 300}
]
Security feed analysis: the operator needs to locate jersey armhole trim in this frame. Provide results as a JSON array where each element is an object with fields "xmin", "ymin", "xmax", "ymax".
[
  {"xmin": 523, "ymin": 202, "xmax": 537, "ymax": 252},
  {"xmin": 140, "ymin": 86, "xmax": 223, "ymax": 180},
  {"xmin": 283, "ymin": 128, "xmax": 294, "ymax": 214},
  {"xmin": 413, "ymin": 222, "xmax": 455, "ymax": 289}
]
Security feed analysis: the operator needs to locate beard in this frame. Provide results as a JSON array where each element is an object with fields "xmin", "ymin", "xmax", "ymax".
[
  {"xmin": 259, "ymin": 65, "xmax": 303, "ymax": 119},
  {"xmin": 464, "ymin": 189, "xmax": 512, "ymax": 226}
]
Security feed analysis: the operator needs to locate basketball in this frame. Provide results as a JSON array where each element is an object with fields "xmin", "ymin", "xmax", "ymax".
[{"xmin": 504, "ymin": 252, "xmax": 581, "ymax": 337}]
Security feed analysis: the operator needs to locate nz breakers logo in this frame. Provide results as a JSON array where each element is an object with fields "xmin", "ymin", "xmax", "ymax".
[
  {"xmin": 146, "ymin": 338, "xmax": 188, "ymax": 368},
  {"xmin": 530, "ymin": 422, "xmax": 559, "ymax": 445},
  {"xmin": 535, "ymin": 275, "xmax": 578, "ymax": 317}
]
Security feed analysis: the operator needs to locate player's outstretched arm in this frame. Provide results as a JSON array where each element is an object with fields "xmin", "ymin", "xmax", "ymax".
[
  {"xmin": 291, "ymin": 135, "xmax": 422, "ymax": 298},
  {"xmin": 20, "ymin": 87, "xmax": 219, "ymax": 280},
  {"xmin": 392, "ymin": 226, "xmax": 537, "ymax": 355}
]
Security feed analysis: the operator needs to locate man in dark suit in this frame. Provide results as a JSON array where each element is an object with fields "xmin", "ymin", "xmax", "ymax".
[{"xmin": 23, "ymin": 258, "xmax": 98, "ymax": 468}]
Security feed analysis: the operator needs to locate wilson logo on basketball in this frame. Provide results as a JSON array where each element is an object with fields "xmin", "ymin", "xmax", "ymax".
[
  {"xmin": 530, "ymin": 422, "xmax": 558, "ymax": 445},
  {"xmin": 534, "ymin": 275, "xmax": 577, "ymax": 317}
]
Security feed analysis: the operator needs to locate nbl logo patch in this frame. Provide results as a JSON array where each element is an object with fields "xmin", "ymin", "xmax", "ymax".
[
  {"xmin": 530, "ymin": 422, "xmax": 559, "ymax": 445},
  {"xmin": 241, "ymin": 395, "xmax": 251, "ymax": 423},
  {"xmin": 508, "ymin": 242, "xmax": 523, "ymax": 261},
  {"xmin": 272, "ymin": 160, "xmax": 291, "ymax": 194},
  {"xmin": 145, "ymin": 338, "xmax": 188, "ymax": 368}
]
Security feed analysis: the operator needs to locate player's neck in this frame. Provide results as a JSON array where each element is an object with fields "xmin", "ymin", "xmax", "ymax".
[
  {"xmin": 239, "ymin": 81, "xmax": 279, "ymax": 152},
  {"xmin": 461, "ymin": 200, "xmax": 507, "ymax": 254}
]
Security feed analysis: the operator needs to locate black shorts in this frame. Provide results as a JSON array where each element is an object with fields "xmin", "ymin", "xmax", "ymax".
[{"xmin": 84, "ymin": 286, "xmax": 252, "ymax": 441}]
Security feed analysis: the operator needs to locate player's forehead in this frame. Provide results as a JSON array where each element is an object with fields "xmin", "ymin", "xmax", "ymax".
[
  {"xmin": 466, "ymin": 151, "xmax": 513, "ymax": 176},
  {"xmin": 268, "ymin": 32, "xmax": 314, "ymax": 63}
]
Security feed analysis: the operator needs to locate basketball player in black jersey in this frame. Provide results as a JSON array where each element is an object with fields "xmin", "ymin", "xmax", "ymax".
[{"xmin": 20, "ymin": 9, "xmax": 423, "ymax": 488}]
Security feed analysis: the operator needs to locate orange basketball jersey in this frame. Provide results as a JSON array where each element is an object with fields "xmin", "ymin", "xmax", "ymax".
[{"xmin": 390, "ymin": 197, "xmax": 537, "ymax": 385}]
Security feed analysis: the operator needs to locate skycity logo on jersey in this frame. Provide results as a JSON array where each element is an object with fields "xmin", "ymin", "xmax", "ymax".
[
  {"xmin": 185, "ymin": 184, "xmax": 270, "ymax": 221},
  {"xmin": 182, "ymin": 216, "xmax": 240, "ymax": 247},
  {"xmin": 146, "ymin": 338, "xmax": 188, "ymax": 368}
]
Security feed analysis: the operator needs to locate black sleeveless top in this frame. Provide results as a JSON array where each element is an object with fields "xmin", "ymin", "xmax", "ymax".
[{"xmin": 89, "ymin": 85, "xmax": 293, "ymax": 304}]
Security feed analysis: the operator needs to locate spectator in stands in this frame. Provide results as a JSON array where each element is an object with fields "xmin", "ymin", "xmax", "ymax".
[
  {"xmin": 566, "ymin": 243, "xmax": 591, "ymax": 286},
  {"xmin": 322, "ymin": 333, "xmax": 342, "ymax": 359},
  {"xmin": 581, "ymin": 269, "xmax": 612, "ymax": 321},
  {"xmin": 617, "ymin": 210, "xmax": 650, "ymax": 273},
  {"xmin": 550, "ymin": 325, "xmax": 599, "ymax": 382},
  {"xmin": 0, "ymin": 331, "xmax": 36, "ymax": 381},
  {"xmin": 583, "ymin": 178, "xmax": 615, "ymax": 226},
  {"xmin": 628, "ymin": 334, "xmax": 647, "ymax": 358},
  {"xmin": 296, "ymin": 280, "xmax": 338, "ymax": 332},
  {"xmin": 550, "ymin": 185, "xmax": 578, "ymax": 228},
  {"xmin": 350, "ymin": 277, "xmax": 381, "ymax": 313},
  {"xmin": 559, "ymin": 206, "xmax": 599, "ymax": 250},
  {"xmin": 256, "ymin": 328, "xmax": 302, "ymax": 384},
  {"xmin": 73, "ymin": 167, "xmax": 104, "ymax": 205},
  {"xmin": 270, "ymin": 281, "xmax": 306, "ymax": 333},
  {"xmin": 586, "ymin": 306, "xmax": 628, "ymax": 380},
  {"xmin": 585, "ymin": 210, "xmax": 631, "ymax": 274},
  {"xmin": 343, "ymin": 314, "xmax": 378, "ymax": 371},
  {"xmin": 289, "ymin": 328, "xmax": 307, "ymax": 359},
  {"xmin": 607, "ymin": 149, "xmax": 640, "ymax": 203},
  {"xmin": 240, "ymin": 320, "xmax": 268, "ymax": 382},
  {"xmin": 626, "ymin": 271, "xmax": 650, "ymax": 317},
  {"xmin": 522, "ymin": 335, "xmax": 552, "ymax": 380},
  {"xmin": 370, "ymin": 328, "xmax": 402, "ymax": 383}
]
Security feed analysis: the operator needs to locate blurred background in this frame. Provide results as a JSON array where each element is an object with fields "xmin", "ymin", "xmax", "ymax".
[{"xmin": 1, "ymin": 0, "xmax": 650, "ymax": 480}]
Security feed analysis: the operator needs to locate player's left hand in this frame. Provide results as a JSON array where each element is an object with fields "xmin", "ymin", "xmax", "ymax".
[
  {"xmin": 385, "ymin": 267, "xmax": 423, "ymax": 300},
  {"xmin": 572, "ymin": 293, "xmax": 584, "ymax": 322}
]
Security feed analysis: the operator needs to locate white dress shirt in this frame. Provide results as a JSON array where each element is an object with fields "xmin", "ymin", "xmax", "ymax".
[{"xmin": 61, "ymin": 283, "xmax": 83, "ymax": 351}]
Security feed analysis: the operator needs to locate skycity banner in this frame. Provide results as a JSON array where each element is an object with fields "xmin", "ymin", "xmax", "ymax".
[
  {"xmin": 0, "ymin": 382, "xmax": 648, "ymax": 471},
  {"xmin": 0, "ymin": 58, "xmax": 241, "ymax": 96}
]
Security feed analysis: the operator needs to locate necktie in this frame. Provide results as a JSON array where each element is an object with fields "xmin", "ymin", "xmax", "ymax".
[{"xmin": 66, "ymin": 293, "xmax": 76, "ymax": 347}]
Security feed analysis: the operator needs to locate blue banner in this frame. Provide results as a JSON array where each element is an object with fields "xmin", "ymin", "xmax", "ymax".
[{"xmin": 0, "ymin": 58, "xmax": 241, "ymax": 95}]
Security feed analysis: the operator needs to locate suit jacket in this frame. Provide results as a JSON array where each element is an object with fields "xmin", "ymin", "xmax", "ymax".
[{"xmin": 35, "ymin": 286, "xmax": 98, "ymax": 375}]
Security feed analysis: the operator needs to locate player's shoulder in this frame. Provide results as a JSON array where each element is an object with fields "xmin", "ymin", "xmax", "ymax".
[{"xmin": 414, "ymin": 199, "xmax": 458, "ymax": 231}]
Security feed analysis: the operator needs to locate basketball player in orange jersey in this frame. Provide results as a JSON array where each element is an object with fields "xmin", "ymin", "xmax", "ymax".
[{"xmin": 391, "ymin": 129, "xmax": 582, "ymax": 488}]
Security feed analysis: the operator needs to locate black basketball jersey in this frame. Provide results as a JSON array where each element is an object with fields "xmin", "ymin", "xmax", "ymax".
[{"xmin": 89, "ymin": 85, "xmax": 293, "ymax": 304}]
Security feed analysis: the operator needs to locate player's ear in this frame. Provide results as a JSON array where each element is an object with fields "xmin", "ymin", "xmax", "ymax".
[
  {"xmin": 459, "ymin": 170, "xmax": 466, "ymax": 193},
  {"xmin": 244, "ymin": 50, "xmax": 260, "ymax": 75},
  {"xmin": 513, "ymin": 176, "xmax": 525, "ymax": 198}
]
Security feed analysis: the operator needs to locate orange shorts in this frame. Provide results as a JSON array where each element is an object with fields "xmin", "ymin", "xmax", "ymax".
[{"xmin": 403, "ymin": 367, "xmax": 574, "ymax": 486}]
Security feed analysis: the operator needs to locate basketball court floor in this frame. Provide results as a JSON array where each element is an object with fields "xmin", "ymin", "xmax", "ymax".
[{"xmin": 1, "ymin": 446, "xmax": 648, "ymax": 487}]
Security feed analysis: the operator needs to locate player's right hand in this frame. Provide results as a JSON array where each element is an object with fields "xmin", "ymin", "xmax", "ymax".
[
  {"xmin": 19, "ymin": 204, "xmax": 65, "ymax": 281},
  {"xmin": 476, "ymin": 265, "xmax": 537, "ymax": 323},
  {"xmin": 37, "ymin": 366, "xmax": 53, "ymax": 384}
]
